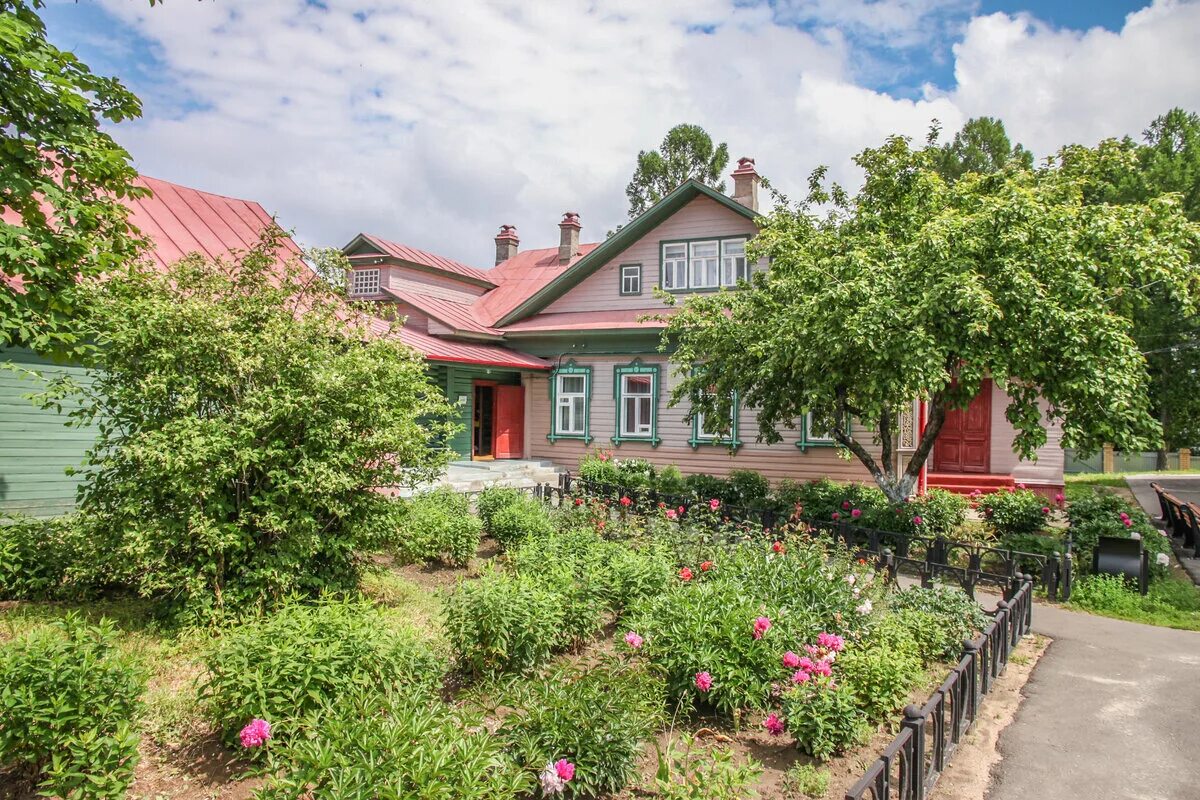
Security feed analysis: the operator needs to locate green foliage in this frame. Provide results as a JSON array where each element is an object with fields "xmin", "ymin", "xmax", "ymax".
[
  {"xmin": 578, "ymin": 451, "xmax": 620, "ymax": 486},
  {"xmin": 654, "ymin": 733, "xmax": 761, "ymax": 800},
  {"xmin": 783, "ymin": 763, "xmax": 830, "ymax": 799},
  {"xmin": 625, "ymin": 123, "xmax": 730, "ymax": 218},
  {"xmin": 490, "ymin": 494, "xmax": 555, "ymax": 550},
  {"xmin": 500, "ymin": 660, "xmax": 666, "ymax": 798},
  {"xmin": 476, "ymin": 485, "xmax": 524, "ymax": 533},
  {"xmin": 60, "ymin": 239, "xmax": 455, "ymax": 622},
  {"xmin": 444, "ymin": 567, "xmax": 565, "ymax": 677},
  {"xmin": 1, "ymin": 0, "xmax": 147, "ymax": 355},
  {"xmin": 616, "ymin": 457, "xmax": 656, "ymax": 489},
  {"xmin": 888, "ymin": 585, "xmax": 991, "ymax": 662},
  {"xmin": 200, "ymin": 598, "xmax": 443, "ymax": 745},
  {"xmin": 1067, "ymin": 488, "xmax": 1169, "ymax": 577},
  {"xmin": 398, "ymin": 488, "xmax": 482, "ymax": 567},
  {"xmin": 930, "ymin": 116, "xmax": 1033, "ymax": 183},
  {"xmin": 781, "ymin": 681, "xmax": 869, "ymax": 760},
  {"xmin": 655, "ymin": 464, "xmax": 687, "ymax": 496},
  {"xmin": 838, "ymin": 642, "xmax": 921, "ymax": 721},
  {"xmin": 979, "ymin": 489, "xmax": 1049, "ymax": 538},
  {"xmin": 0, "ymin": 514, "xmax": 112, "ymax": 600},
  {"xmin": 911, "ymin": 489, "xmax": 971, "ymax": 537},
  {"xmin": 726, "ymin": 469, "xmax": 771, "ymax": 507},
  {"xmin": 665, "ymin": 131, "xmax": 1200, "ymax": 503},
  {"xmin": 256, "ymin": 687, "xmax": 529, "ymax": 799},
  {"xmin": 0, "ymin": 615, "xmax": 144, "ymax": 799},
  {"xmin": 1069, "ymin": 574, "xmax": 1200, "ymax": 631}
]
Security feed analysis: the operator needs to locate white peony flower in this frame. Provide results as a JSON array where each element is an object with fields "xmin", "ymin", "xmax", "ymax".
[
  {"xmin": 1130, "ymin": 531, "xmax": 1142, "ymax": 541},
  {"xmin": 845, "ymin": 574, "xmax": 856, "ymax": 586},
  {"xmin": 540, "ymin": 765, "xmax": 566, "ymax": 796},
  {"xmin": 856, "ymin": 599, "xmax": 873, "ymax": 615},
  {"xmin": 1156, "ymin": 552, "xmax": 1170, "ymax": 567}
]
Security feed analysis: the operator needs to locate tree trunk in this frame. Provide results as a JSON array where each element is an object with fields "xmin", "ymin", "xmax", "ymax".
[
  {"xmin": 1156, "ymin": 401, "xmax": 1170, "ymax": 470},
  {"xmin": 832, "ymin": 399, "xmax": 946, "ymax": 505}
]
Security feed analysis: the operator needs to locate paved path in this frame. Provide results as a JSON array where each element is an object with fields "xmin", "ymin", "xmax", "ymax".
[
  {"xmin": 1125, "ymin": 474, "xmax": 1200, "ymax": 584},
  {"xmin": 987, "ymin": 603, "xmax": 1200, "ymax": 800}
]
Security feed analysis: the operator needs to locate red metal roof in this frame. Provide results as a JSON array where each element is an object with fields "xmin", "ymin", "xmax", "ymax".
[
  {"xmin": 382, "ymin": 286, "xmax": 503, "ymax": 337},
  {"xmin": 357, "ymin": 233, "xmax": 497, "ymax": 286},
  {"xmin": 471, "ymin": 242, "xmax": 600, "ymax": 327},
  {"xmin": 391, "ymin": 324, "xmax": 549, "ymax": 369},
  {"xmin": 503, "ymin": 308, "xmax": 673, "ymax": 333}
]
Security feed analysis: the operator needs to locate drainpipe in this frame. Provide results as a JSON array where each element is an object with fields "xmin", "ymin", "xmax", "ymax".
[{"xmin": 918, "ymin": 400, "xmax": 928, "ymax": 496}]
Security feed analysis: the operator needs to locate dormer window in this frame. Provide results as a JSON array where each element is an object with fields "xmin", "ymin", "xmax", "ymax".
[
  {"xmin": 661, "ymin": 236, "xmax": 750, "ymax": 292},
  {"xmin": 350, "ymin": 268, "xmax": 380, "ymax": 296}
]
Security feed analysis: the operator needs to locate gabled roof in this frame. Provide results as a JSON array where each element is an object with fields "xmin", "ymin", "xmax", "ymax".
[
  {"xmin": 502, "ymin": 308, "xmax": 673, "ymax": 334},
  {"xmin": 493, "ymin": 180, "xmax": 758, "ymax": 326},
  {"xmin": 382, "ymin": 286, "xmax": 503, "ymax": 338},
  {"xmin": 471, "ymin": 242, "xmax": 601, "ymax": 327},
  {"xmin": 347, "ymin": 233, "xmax": 496, "ymax": 288},
  {"xmin": 391, "ymin": 324, "xmax": 549, "ymax": 369}
]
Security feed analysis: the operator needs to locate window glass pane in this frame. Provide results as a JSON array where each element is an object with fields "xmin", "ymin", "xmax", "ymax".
[
  {"xmin": 624, "ymin": 374, "xmax": 652, "ymax": 395},
  {"xmin": 722, "ymin": 239, "xmax": 745, "ymax": 257},
  {"xmin": 351, "ymin": 269, "xmax": 379, "ymax": 294},
  {"xmin": 636, "ymin": 397, "xmax": 652, "ymax": 433},
  {"xmin": 560, "ymin": 375, "xmax": 584, "ymax": 394},
  {"xmin": 571, "ymin": 396, "xmax": 585, "ymax": 430},
  {"xmin": 690, "ymin": 241, "xmax": 718, "ymax": 258},
  {"xmin": 664, "ymin": 244, "xmax": 686, "ymax": 258}
]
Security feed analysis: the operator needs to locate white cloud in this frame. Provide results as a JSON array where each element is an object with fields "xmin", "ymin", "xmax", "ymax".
[{"xmin": 66, "ymin": 0, "xmax": 1200, "ymax": 268}]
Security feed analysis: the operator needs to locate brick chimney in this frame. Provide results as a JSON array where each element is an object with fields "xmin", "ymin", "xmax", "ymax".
[
  {"xmin": 558, "ymin": 212, "xmax": 581, "ymax": 265},
  {"xmin": 494, "ymin": 224, "xmax": 519, "ymax": 265},
  {"xmin": 731, "ymin": 157, "xmax": 760, "ymax": 212}
]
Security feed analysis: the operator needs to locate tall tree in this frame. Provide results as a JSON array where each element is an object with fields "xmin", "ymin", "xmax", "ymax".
[
  {"xmin": 663, "ymin": 134, "xmax": 1200, "ymax": 503},
  {"xmin": 625, "ymin": 124, "xmax": 729, "ymax": 217},
  {"xmin": 0, "ymin": 0, "xmax": 146, "ymax": 357},
  {"xmin": 931, "ymin": 116, "xmax": 1033, "ymax": 182}
]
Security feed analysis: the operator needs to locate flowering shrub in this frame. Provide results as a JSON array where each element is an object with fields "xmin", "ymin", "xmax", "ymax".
[
  {"xmin": 490, "ymin": 495, "xmax": 555, "ymax": 550},
  {"xmin": 256, "ymin": 687, "xmax": 529, "ymax": 799},
  {"xmin": 475, "ymin": 485, "xmax": 525, "ymax": 533},
  {"xmin": 0, "ymin": 615, "xmax": 145, "ymax": 800},
  {"xmin": 578, "ymin": 449, "xmax": 621, "ymax": 486},
  {"xmin": 781, "ymin": 678, "xmax": 869, "ymax": 760},
  {"xmin": 978, "ymin": 488, "xmax": 1050, "ymax": 538},
  {"xmin": 444, "ymin": 567, "xmax": 566, "ymax": 677},
  {"xmin": 200, "ymin": 598, "xmax": 443, "ymax": 746},
  {"xmin": 1067, "ymin": 489, "xmax": 1170, "ymax": 578},
  {"xmin": 886, "ymin": 585, "xmax": 991, "ymax": 662},
  {"xmin": 396, "ymin": 488, "xmax": 482, "ymax": 567},
  {"xmin": 499, "ymin": 660, "xmax": 666, "ymax": 798}
]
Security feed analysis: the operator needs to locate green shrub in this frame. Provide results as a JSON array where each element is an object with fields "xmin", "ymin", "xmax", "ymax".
[
  {"xmin": 911, "ymin": 489, "xmax": 970, "ymax": 537},
  {"xmin": 257, "ymin": 687, "xmax": 529, "ymax": 799},
  {"xmin": 500, "ymin": 660, "xmax": 666, "ymax": 798},
  {"xmin": 491, "ymin": 495, "xmax": 555, "ymax": 550},
  {"xmin": 655, "ymin": 464, "xmax": 688, "ymax": 497},
  {"xmin": 888, "ymin": 585, "xmax": 990, "ymax": 662},
  {"xmin": 0, "ymin": 514, "xmax": 108, "ymax": 601},
  {"xmin": 444, "ymin": 568, "xmax": 565, "ymax": 677},
  {"xmin": 616, "ymin": 457, "xmax": 656, "ymax": 489},
  {"xmin": 684, "ymin": 472, "xmax": 728, "ymax": 503},
  {"xmin": 0, "ymin": 615, "xmax": 144, "ymax": 799},
  {"xmin": 838, "ymin": 642, "xmax": 921, "ymax": 721},
  {"xmin": 579, "ymin": 451, "xmax": 620, "ymax": 486},
  {"xmin": 781, "ymin": 680, "xmax": 869, "ymax": 760},
  {"xmin": 200, "ymin": 598, "xmax": 443, "ymax": 745},
  {"xmin": 654, "ymin": 734, "xmax": 762, "ymax": 800},
  {"xmin": 1067, "ymin": 489, "xmax": 1170, "ymax": 577},
  {"xmin": 476, "ymin": 486, "xmax": 524, "ymax": 533},
  {"xmin": 726, "ymin": 469, "xmax": 771, "ymax": 507},
  {"xmin": 790, "ymin": 479, "xmax": 888, "ymax": 522},
  {"xmin": 979, "ymin": 489, "xmax": 1049, "ymax": 538},
  {"xmin": 397, "ymin": 488, "xmax": 482, "ymax": 567}
]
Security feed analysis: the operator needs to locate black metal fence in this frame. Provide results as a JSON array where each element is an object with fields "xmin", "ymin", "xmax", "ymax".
[
  {"xmin": 844, "ymin": 576, "xmax": 1034, "ymax": 800},
  {"xmin": 555, "ymin": 472, "xmax": 1072, "ymax": 602}
]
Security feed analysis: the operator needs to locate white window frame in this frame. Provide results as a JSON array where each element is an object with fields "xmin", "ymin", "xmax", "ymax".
[
  {"xmin": 689, "ymin": 240, "xmax": 720, "ymax": 289},
  {"xmin": 555, "ymin": 373, "xmax": 588, "ymax": 437},
  {"xmin": 721, "ymin": 238, "xmax": 749, "ymax": 286},
  {"xmin": 620, "ymin": 263, "xmax": 642, "ymax": 295},
  {"xmin": 618, "ymin": 373, "xmax": 654, "ymax": 438},
  {"xmin": 694, "ymin": 390, "xmax": 736, "ymax": 442},
  {"xmin": 662, "ymin": 244, "xmax": 688, "ymax": 290},
  {"xmin": 350, "ymin": 268, "xmax": 380, "ymax": 296}
]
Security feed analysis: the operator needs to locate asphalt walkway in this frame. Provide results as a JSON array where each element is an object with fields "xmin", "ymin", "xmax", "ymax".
[{"xmin": 986, "ymin": 603, "xmax": 1200, "ymax": 800}]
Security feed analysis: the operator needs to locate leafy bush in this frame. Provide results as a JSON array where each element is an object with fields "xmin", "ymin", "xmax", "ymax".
[
  {"xmin": 476, "ymin": 485, "xmax": 524, "ymax": 533},
  {"xmin": 838, "ymin": 642, "xmax": 921, "ymax": 721},
  {"xmin": 200, "ymin": 598, "xmax": 443, "ymax": 745},
  {"xmin": 616, "ymin": 457, "xmax": 656, "ymax": 489},
  {"xmin": 978, "ymin": 489, "xmax": 1049, "ymax": 538},
  {"xmin": 0, "ymin": 615, "xmax": 144, "ymax": 799},
  {"xmin": 71, "ymin": 242, "xmax": 455, "ymax": 622},
  {"xmin": 911, "ymin": 489, "xmax": 971, "ymax": 537},
  {"xmin": 684, "ymin": 473, "xmax": 728, "ymax": 503},
  {"xmin": 257, "ymin": 688, "xmax": 529, "ymax": 799},
  {"xmin": 783, "ymin": 764, "xmax": 830, "ymax": 799},
  {"xmin": 444, "ymin": 568, "xmax": 565, "ymax": 677},
  {"xmin": 781, "ymin": 680, "xmax": 869, "ymax": 760},
  {"xmin": 655, "ymin": 464, "xmax": 688, "ymax": 496},
  {"xmin": 726, "ymin": 469, "xmax": 771, "ymax": 507},
  {"xmin": 0, "ymin": 514, "xmax": 111, "ymax": 601},
  {"xmin": 579, "ymin": 450, "xmax": 620, "ymax": 486},
  {"xmin": 500, "ymin": 660, "xmax": 665, "ymax": 798},
  {"xmin": 397, "ymin": 488, "xmax": 482, "ymax": 567},
  {"xmin": 491, "ymin": 495, "xmax": 555, "ymax": 549},
  {"xmin": 654, "ymin": 734, "xmax": 762, "ymax": 800},
  {"xmin": 790, "ymin": 479, "xmax": 888, "ymax": 522},
  {"xmin": 1067, "ymin": 489, "xmax": 1170, "ymax": 577},
  {"xmin": 888, "ymin": 585, "xmax": 990, "ymax": 661}
]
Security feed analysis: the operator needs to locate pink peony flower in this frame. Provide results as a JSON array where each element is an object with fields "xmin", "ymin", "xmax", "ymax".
[
  {"xmin": 1017, "ymin": 482, "xmax": 1026, "ymax": 489},
  {"xmin": 555, "ymin": 759, "xmax": 575, "ymax": 782},
  {"xmin": 700, "ymin": 560, "xmax": 713, "ymax": 572},
  {"xmin": 782, "ymin": 650, "xmax": 801, "ymax": 668},
  {"xmin": 763, "ymin": 713, "xmax": 785, "ymax": 736},
  {"xmin": 573, "ymin": 497, "xmax": 584, "ymax": 506},
  {"xmin": 624, "ymin": 631, "xmax": 644, "ymax": 649},
  {"xmin": 709, "ymin": 498, "xmax": 721, "ymax": 510},
  {"xmin": 842, "ymin": 501, "xmax": 851, "ymax": 510},
  {"xmin": 1123, "ymin": 519, "xmax": 1133, "ymax": 527},
  {"xmin": 851, "ymin": 508, "xmax": 862, "ymax": 519},
  {"xmin": 695, "ymin": 671, "xmax": 713, "ymax": 692},
  {"xmin": 678, "ymin": 506, "xmax": 686, "ymax": 515},
  {"xmin": 679, "ymin": 567, "xmax": 693, "ymax": 581},
  {"xmin": 1055, "ymin": 492, "xmax": 1065, "ymax": 504},
  {"xmin": 665, "ymin": 509, "xmax": 678, "ymax": 520},
  {"xmin": 752, "ymin": 616, "xmax": 772, "ymax": 640},
  {"xmin": 791, "ymin": 669, "xmax": 811, "ymax": 684},
  {"xmin": 239, "ymin": 718, "xmax": 271, "ymax": 749},
  {"xmin": 831, "ymin": 511, "xmax": 841, "ymax": 520},
  {"xmin": 817, "ymin": 632, "xmax": 845, "ymax": 652},
  {"xmin": 1041, "ymin": 506, "xmax": 1050, "ymax": 514},
  {"xmin": 772, "ymin": 541, "xmax": 785, "ymax": 553},
  {"xmin": 912, "ymin": 515, "xmax": 923, "ymax": 525},
  {"xmin": 620, "ymin": 495, "xmax": 632, "ymax": 507}
]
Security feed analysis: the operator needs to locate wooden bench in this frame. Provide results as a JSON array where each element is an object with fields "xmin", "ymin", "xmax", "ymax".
[{"xmin": 1151, "ymin": 483, "xmax": 1200, "ymax": 557}]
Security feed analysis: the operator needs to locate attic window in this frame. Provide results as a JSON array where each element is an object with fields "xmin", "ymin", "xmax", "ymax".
[{"xmin": 350, "ymin": 268, "xmax": 380, "ymax": 295}]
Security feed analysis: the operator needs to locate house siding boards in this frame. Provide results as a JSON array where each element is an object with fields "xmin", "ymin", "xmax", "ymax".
[
  {"xmin": 440, "ymin": 364, "xmax": 524, "ymax": 459},
  {"xmin": 526, "ymin": 354, "xmax": 879, "ymax": 484},
  {"xmin": 988, "ymin": 382, "xmax": 1065, "ymax": 489},
  {"xmin": 0, "ymin": 348, "xmax": 98, "ymax": 518},
  {"xmin": 544, "ymin": 195, "xmax": 762, "ymax": 315}
]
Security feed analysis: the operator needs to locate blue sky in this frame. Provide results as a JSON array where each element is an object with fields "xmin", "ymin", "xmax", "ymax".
[{"xmin": 40, "ymin": 1, "xmax": 1200, "ymax": 265}]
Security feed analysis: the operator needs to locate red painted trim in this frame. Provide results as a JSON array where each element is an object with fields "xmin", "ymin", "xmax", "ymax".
[{"xmin": 918, "ymin": 400, "xmax": 928, "ymax": 496}]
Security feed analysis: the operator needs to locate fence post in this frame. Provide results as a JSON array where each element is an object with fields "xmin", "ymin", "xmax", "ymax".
[
  {"xmin": 1181, "ymin": 448, "xmax": 1192, "ymax": 471},
  {"xmin": 962, "ymin": 638, "xmax": 981, "ymax": 725},
  {"xmin": 1102, "ymin": 443, "xmax": 1115, "ymax": 473},
  {"xmin": 903, "ymin": 704, "xmax": 926, "ymax": 799},
  {"xmin": 1023, "ymin": 574, "xmax": 1033, "ymax": 634}
]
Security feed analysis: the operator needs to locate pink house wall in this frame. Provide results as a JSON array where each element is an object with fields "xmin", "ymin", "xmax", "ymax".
[{"xmin": 988, "ymin": 381, "xmax": 1065, "ymax": 489}]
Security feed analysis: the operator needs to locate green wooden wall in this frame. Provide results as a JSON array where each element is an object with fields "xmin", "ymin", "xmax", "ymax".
[
  {"xmin": 0, "ymin": 348, "xmax": 98, "ymax": 519},
  {"xmin": 430, "ymin": 363, "xmax": 522, "ymax": 459}
]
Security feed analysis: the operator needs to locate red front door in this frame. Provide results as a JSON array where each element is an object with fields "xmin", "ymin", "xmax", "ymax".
[
  {"xmin": 493, "ymin": 385, "xmax": 525, "ymax": 459},
  {"xmin": 933, "ymin": 379, "xmax": 991, "ymax": 473}
]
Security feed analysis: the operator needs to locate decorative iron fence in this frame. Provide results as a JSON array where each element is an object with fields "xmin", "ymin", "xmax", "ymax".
[
  {"xmin": 844, "ymin": 577, "xmax": 1034, "ymax": 800},
  {"xmin": 556, "ymin": 473, "xmax": 1072, "ymax": 601}
]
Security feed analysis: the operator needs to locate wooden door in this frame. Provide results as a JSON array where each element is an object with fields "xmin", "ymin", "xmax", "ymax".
[
  {"xmin": 493, "ymin": 385, "xmax": 525, "ymax": 459},
  {"xmin": 933, "ymin": 380, "xmax": 992, "ymax": 473}
]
